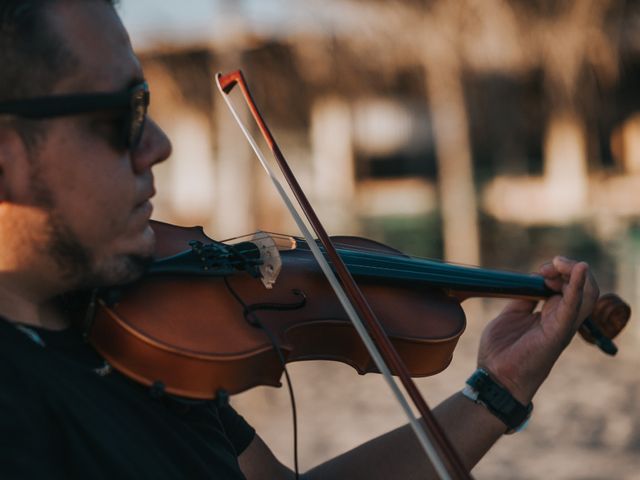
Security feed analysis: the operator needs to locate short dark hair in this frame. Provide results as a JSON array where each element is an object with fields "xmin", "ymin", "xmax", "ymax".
[{"xmin": 0, "ymin": 0, "xmax": 116, "ymax": 147}]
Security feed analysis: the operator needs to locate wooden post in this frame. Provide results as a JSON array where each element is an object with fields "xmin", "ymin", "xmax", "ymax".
[
  {"xmin": 425, "ymin": 65, "xmax": 480, "ymax": 266},
  {"xmin": 164, "ymin": 111, "xmax": 217, "ymax": 225},
  {"xmin": 543, "ymin": 110, "xmax": 588, "ymax": 215},
  {"xmin": 310, "ymin": 97, "xmax": 357, "ymax": 233}
]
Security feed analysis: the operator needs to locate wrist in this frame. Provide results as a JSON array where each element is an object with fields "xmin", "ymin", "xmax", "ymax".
[
  {"xmin": 463, "ymin": 368, "xmax": 533, "ymax": 434},
  {"xmin": 478, "ymin": 363, "xmax": 538, "ymax": 405}
]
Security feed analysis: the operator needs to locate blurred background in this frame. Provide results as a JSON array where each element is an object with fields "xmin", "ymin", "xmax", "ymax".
[{"xmin": 119, "ymin": 1, "xmax": 640, "ymax": 478}]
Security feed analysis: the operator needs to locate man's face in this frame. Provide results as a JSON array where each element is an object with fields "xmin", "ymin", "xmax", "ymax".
[{"xmin": 9, "ymin": 0, "xmax": 172, "ymax": 291}]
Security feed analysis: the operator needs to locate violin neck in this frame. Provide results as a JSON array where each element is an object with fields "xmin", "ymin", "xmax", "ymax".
[{"xmin": 336, "ymin": 249, "xmax": 555, "ymax": 301}]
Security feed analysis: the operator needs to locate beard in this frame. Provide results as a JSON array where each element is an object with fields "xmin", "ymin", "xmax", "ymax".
[
  {"xmin": 44, "ymin": 210, "xmax": 152, "ymax": 289},
  {"xmin": 28, "ymin": 161, "xmax": 152, "ymax": 290}
]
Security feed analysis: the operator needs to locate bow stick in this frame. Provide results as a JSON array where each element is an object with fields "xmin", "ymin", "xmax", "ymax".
[{"xmin": 216, "ymin": 70, "xmax": 472, "ymax": 480}]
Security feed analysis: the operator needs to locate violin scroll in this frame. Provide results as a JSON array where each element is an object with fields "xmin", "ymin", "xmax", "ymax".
[{"xmin": 578, "ymin": 293, "xmax": 631, "ymax": 355}]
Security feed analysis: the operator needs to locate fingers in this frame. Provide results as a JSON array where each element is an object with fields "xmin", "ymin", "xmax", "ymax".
[
  {"xmin": 557, "ymin": 261, "xmax": 587, "ymax": 323},
  {"xmin": 552, "ymin": 260, "xmax": 601, "ymax": 335},
  {"xmin": 539, "ymin": 259, "xmax": 561, "ymax": 278},
  {"xmin": 538, "ymin": 256, "xmax": 600, "ymax": 335},
  {"xmin": 571, "ymin": 262, "xmax": 599, "ymax": 324},
  {"xmin": 539, "ymin": 256, "xmax": 584, "ymax": 293},
  {"xmin": 548, "ymin": 257, "xmax": 599, "ymax": 307},
  {"xmin": 552, "ymin": 256, "xmax": 582, "ymax": 277},
  {"xmin": 539, "ymin": 258, "xmax": 566, "ymax": 292}
]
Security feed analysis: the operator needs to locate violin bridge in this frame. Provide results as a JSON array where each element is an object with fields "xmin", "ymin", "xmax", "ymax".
[{"xmin": 250, "ymin": 232, "xmax": 293, "ymax": 289}]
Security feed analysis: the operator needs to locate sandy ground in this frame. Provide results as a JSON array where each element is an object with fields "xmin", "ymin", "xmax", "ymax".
[{"xmin": 232, "ymin": 299, "xmax": 640, "ymax": 479}]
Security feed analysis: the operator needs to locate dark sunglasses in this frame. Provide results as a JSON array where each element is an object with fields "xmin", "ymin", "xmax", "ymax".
[{"xmin": 0, "ymin": 82, "xmax": 149, "ymax": 150}]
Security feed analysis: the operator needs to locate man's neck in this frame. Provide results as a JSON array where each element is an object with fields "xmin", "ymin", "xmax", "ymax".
[{"xmin": 0, "ymin": 277, "xmax": 71, "ymax": 330}]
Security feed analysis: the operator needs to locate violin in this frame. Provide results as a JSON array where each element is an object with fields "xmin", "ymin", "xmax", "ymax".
[
  {"xmin": 86, "ymin": 70, "xmax": 631, "ymax": 479},
  {"xmin": 86, "ymin": 220, "xmax": 630, "ymax": 400}
]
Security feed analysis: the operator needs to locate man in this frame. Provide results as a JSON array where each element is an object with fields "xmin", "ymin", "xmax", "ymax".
[{"xmin": 0, "ymin": 0, "xmax": 599, "ymax": 478}]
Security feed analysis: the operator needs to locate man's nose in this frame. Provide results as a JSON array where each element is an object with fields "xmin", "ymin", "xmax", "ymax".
[{"xmin": 132, "ymin": 118, "xmax": 172, "ymax": 174}]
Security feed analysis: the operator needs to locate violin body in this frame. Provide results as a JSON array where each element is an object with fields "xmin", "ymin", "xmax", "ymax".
[{"xmin": 89, "ymin": 221, "xmax": 466, "ymax": 399}]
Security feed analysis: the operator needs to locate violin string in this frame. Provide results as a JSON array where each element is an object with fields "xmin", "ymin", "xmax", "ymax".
[
  {"xmin": 337, "ymin": 257, "xmax": 542, "ymax": 288},
  {"xmin": 228, "ymin": 230, "xmax": 487, "ymax": 280},
  {"xmin": 229, "ymin": 230, "xmax": 536, "ymax": 280},
  {"xmin": 216, "ymin": 74, "xmax": 453, "ymax": 480},
  {"xmin": 298, "ymin": 236, "xmax": 543, "ymax": 279},
  {"xmin": 222, "ymin": 277, "xmax": 300, "ymax": 480},
  {"xmin": 229, "ymin": 232, "xmax": 544, "ymax": 295},
  {"xmin": 232, "ymin": 233, "xmax": 541, "ymax": 291},
  {"xmin": 286, "ymin": 261, "xmax": 541, "ymax": 294},
  {"xmin": 219, "ymin": 233, "xmax": 533, "ymax": 294},
  {"xmin": 272, "ymin": 251, "xmax": 542, "ymax": 293}
]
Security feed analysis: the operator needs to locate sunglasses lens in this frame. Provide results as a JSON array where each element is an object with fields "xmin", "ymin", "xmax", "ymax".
[{"xmin": 128, "ymin": 85, "xmax": 149, "ymax": 149}]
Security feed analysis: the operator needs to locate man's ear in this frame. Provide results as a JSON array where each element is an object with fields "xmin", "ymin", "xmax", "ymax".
[{"xmin": 0, "ymin": 127, "xmax": 31, "ymax": 203}]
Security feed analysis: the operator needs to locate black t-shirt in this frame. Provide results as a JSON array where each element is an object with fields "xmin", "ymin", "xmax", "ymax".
[{"xmin": 0, "ymin": 318, "xmax": 255, "ymax": 479}]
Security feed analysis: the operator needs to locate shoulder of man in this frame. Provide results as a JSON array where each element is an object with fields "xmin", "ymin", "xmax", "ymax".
[{"xmin": 0, "ymin": 321, "xmax": 62, "ymax": 476}]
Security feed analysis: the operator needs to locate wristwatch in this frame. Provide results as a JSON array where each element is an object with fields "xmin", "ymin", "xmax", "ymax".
[{"xmin": 462, "ymin": 368, "xmax": 533, "ymax": 434}]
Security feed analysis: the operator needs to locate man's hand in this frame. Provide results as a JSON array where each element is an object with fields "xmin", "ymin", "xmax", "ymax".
[{"xmin": 477, "ymin": 256, "xmax": 599, "ymax": 405}]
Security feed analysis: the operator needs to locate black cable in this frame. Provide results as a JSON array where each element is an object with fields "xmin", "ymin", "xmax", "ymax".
[{"xmin": 223, "ymin": 277, "xmax": 300, "ymax": 480}]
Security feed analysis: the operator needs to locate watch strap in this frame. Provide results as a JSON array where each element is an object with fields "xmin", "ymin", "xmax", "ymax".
[{"xmin": 464, "ymin": 368, "xmax": 533, "ymax": 434}]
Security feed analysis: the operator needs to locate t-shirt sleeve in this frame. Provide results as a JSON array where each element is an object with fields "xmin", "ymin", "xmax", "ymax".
[{"xmin": 218, "ymin": 403, "xmax": 256, "ymax": 455}]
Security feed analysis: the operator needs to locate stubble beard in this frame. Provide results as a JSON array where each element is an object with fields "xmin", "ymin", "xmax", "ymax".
[
  {"xmin": 29, "ymin": 163, "xmax": 151, "ymax": 291},
  {"xmin": 45, "ymin": 209, "xmax": 151, "ymax": 289}
]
